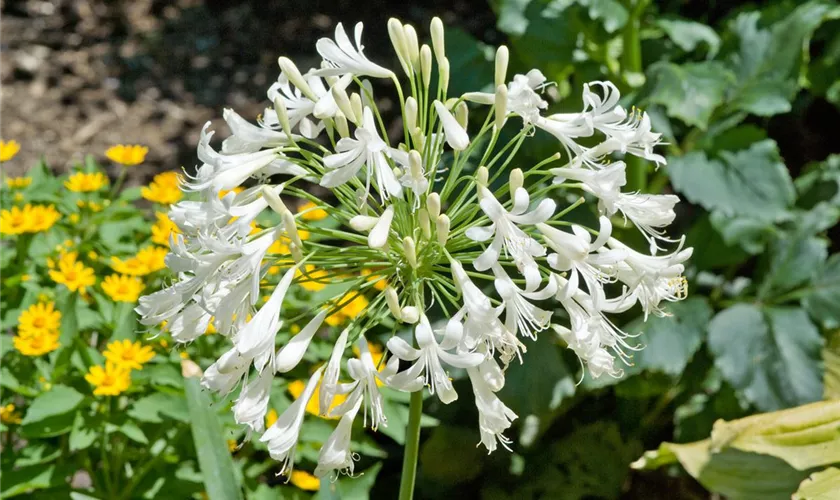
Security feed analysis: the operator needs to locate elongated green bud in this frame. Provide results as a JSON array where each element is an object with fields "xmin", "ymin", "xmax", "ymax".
[
  {"xmin": 262, "ymin": 185, "xmax": 289, "ymax": 216},
  {"xmin": 420, "ymin": 44, "xmax": 432, "ymax": 89},
  {"xmin": 282, "ymin": 210, "xmax": 304, "ymax": 249},
  {"xmin": 334, "ymin": 110, "xmax": 350, "ymax": 138},
  {"xmin": 418, "ymin": 208, "xmax": 431, "ymax": 239},
  {"xmin": 455, "ymin": 101, "xmax": 469, "ymax": 129},
  {"xmin": 350, "ymin": 93, "xmax": 363, "ymax": 125},
  {"xmin": 495, "ymin": 46, "xmax": 509, "ymax": 88},
  {"xmin": 331, "ymin": 86, "xmax": 356, "ymax": 124},
  {"xmin": 387, "ymin": 18, "xmax": 411, "ymax": 75},
  {"xmin": 405, "ymin": 97, "xmax": 418, "ymax": 131},
  {"xmin": 385, "ymin": 286, "xmax": 402, "ymax": 320},
  {"xmin": 439, "ymin": 57, "xmax": 450, "ymax": 94},
  {"xmin": 494, "ymin": 84, "xmax": 507, "ymax": 131},
  {"xmin": 436, "ymin": 214, "xmax": 450, "ymax": 246},
  {"xmin": 273, "ymin": 97, "xmax": 293, "ymax": 138},
  {"xmin": 430, "ymin": 17, "xmax": 445, "ymax": 65},
  {"xmin": 403, "ymin": 236, "xmax": 418, "ymax": 268},
  {"xmin": 403, "ymin": 24, "xmax": 420, "ymax": 71},
  {"xmin": 278, "ymin": 57, "xmax": 316, "ymax": 101},
  {"xmin": 510, "ymin": 168, "xmax": 524, "ymax": 198},
  {"xmin": 427, "ymin": 193, "xmax": 441, "ymax": 219},
  {"xmin": 477, "ymin": 166, "xmax": 489, "ymax": 187}
]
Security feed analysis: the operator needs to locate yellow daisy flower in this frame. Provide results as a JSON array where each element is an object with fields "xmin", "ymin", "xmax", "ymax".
[
  {"xmin": 141, "ymin": 172, "xmax": 182, "ymax": 205},
  {"xmin": 287, "ymin": 379, "xmax": 346, "ymax": 419},
  {"xmin": 13, "ymin": 331, "xmax": 60, "ymax": 356},
  {"xmin": 65, "ymin": 172, "xmax": 108, "ymax": 192},
  {"xmin": 265, "ymin": 408, "xmax": 278, "ymax": 428},
  {"xmin": 0, "ymin": 140, "xmax": 21, "ymax": 162},
  {"xmin": 18, "ymin": 301, "xmax": 61, "ymax": 337},
  {"xmin": 135, "ymin": 246, "xmax": 168, "ymax": 273},
  {"xmin": 27, "ymin": 204, "xmax": 61, "ymax": 232},
  {"xmin": 362, "ymin": 268, "xmax": 388, "ymax": 291},
  {"xmin": 105, "ymin": 144, "xmax": 148, "ymax": 166},
  {"xmin": 298, "ymin": 200, "xmax": 328, "ymax": 221},
  {"xmin": 13, "ymin": 192, "xmax": 24, "ymax": 203},
  {"xmin": 85, "ymin": 362, "xmax": 131, "ymax": 396},
  {"xmin": 110, "ymin": 256, "xmax": 150, "ymax": 276},
  {"xmin": 49, "ymin": 256, "xmax": 96, "ymax": 293},
  {"xmin": 103, "ymin": 340, "xmax": 155, "ymax": 370},
  {"xmin": 101, "ymin": 274, "xmax": 144, "ymax": 302},
  {"xmin": 0, "ymin": 404, "xmax": 22, "ymax": 425},
  {"xmin": 151, "ymin": 212, "xmax": 180, "ymax": 246},
  {"xmin": 5, "ymin": 176, "xmax": 31, "ymax": 189},
  {"xmin": 295, "ymin": 265, "xmax": 328, "ymax": 291},
  {"xmin": 0, "ymin": 206, "xmax": 30, "ymax": 235},
  {"xmin": 290, "ymin": 470, "xmax": 321, "ymax": 491}
]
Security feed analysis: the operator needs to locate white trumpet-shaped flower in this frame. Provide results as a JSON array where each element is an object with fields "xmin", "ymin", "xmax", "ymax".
[{"xmin": 315, "ymin": 22, "xmax": 394, "ymax": 78}]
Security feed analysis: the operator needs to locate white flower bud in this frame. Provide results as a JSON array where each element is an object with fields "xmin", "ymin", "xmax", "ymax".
[
  {"xmin": 427, "ymin": 193, "xmax": 441, "ymax": 219},
  {"xmin": 282, "ymin": 210, "xmax": 304, "ymax": 249},
  {"xmin": 405, "ymin": 97, "xmax": 418, "ymax": 131},
  {"xmin": 420, "ymin": 44, "xmax": 432, "ymax": 88},
  {"xmin": 439, "ymin": 57, "xmax": 450, "ymax": 94},
  {"xmin": 349, "ymin": 214, "xmax": 379, "ymax": 232},
  {"xmin": 510, "ymin": 168, "xmax": 524, "ymax": 198},
  {"xmin": 331, "ymin": 86, "xmax": 356, "ymax": 124},
  {"xmin": 273, "ymin": 97, "xmax": 293, "ymax": 138},
  {"xmin": 477, "ymin": 166, "xmax": 489, "ymax": 187},
  {"xmin": 494, "ymin": 84, "xmax": 507, "ymax": 131},
  {"xmin": 403, "ymin": 24, "xmax": 420, "ymax": 71},
  {"xmin": 410, "ymin": 127, "xmax": 425, "ymax": 150},
  {"xmin": 403, "ymin": 236, "xmax": 418, "ymax": 268},
  {"xmin": 409, "ymin": 150, "xmax": 423, "ymax": 179},
  {"xmin": 387, "ymin": 18, "xmax": 411, "ymax": 75},
  {"xmin": 418, "ymin": 208, "xmax": 431, "ymax": 239},
  {"xmin": 433, "ymin": 100, "xmax": 469, "ymax": 151},
  {"xmin": 401, "ymin": 306, "xmax": 420, "ymax": 324},
  {"xmin": 495, "ymin": 46, "xmax": 509, "ymax": 88},
  {"xmin": 436, "ymin": 214, "xmax": 450, "ymax": 246},
  {"xmin": 350, "ymin": 94, "xmax": 363, "ymax": 126},
  {"xmin": 393, "ymin": 166, "xmax": 402, "ymax": 179},
  {"xmin": 369, "ymin": 205, "xmax": 395, "ymax": 249},
  {"xmin": 334, "ymin": 110, "xmax": 350, "ymax": 138},
  {"xmin": 277, "ymin": 57, "xmax": 316, "ymax": 101},
  {"xmin": 430, "ymin": 17, "xmax": 445, "ymax": 65},
  {"xmin": 262, "ymin": 186, "xmax": 289, "ymax": 216},
  {"xmin": 385, "ymin": 286, "xmax": 402, "ymax": 320},
  {"xmin": 455, "ymin": 102, "xmax": 469, "ymax": 129}
]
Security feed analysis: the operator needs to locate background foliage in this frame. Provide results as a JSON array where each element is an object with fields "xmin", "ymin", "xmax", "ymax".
[{"xmin": 2, "ymin": 0, "xmax": 840, "ymax": 498}]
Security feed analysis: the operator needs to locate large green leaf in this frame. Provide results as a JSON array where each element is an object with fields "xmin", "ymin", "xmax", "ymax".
[
  {"xmin": 669, "ymin": 140, "xmax": 795, "ymax": 221},
  {"xmin": 623, "ymin": 297, "xmax": 711, "ymax": 377},
  {"xmin": 727, "ymin": 3, "xmax": 834, "ymax": 116},
  {"xmin": 644, "ymin": 61, "xmax": 735, "ymax": 129},
  {"xmin": 708, "ymin": 305, "xmax": 823, "ymax": 411},
  {"xmin": 20, "ymin": 385, "xmax": 84, "ymax": 426},
  {"xmin": 184, "ymin": 376, "xmax": 242, "ymax": 500},
  {"xmin": 761, "ymin": 235, "xmax": 828, "ymax": 298},
  {"xmin": 802, "ymin": 254, "xmax": 840, "ymax": 329},
  {"xmin": 656, "ymin": 18, "xmax": 720, "ymax": 58},
  {"xmin": 794, "ymin": 467, "xmax": 840, "ymax": 500}
]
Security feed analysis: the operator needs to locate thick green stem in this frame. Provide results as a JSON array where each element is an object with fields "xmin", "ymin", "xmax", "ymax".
[
  {"xmin": 622, "ymin": 0, "xmax": 649, "ymax": 192},
  {"xmin": 398, "ymin": 390, "xmax": 423, "ymax": 500}
]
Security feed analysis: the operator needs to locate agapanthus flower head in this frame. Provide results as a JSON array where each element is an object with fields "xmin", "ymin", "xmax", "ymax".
[{"xmin": 139, "ymin": 16, "xmax": 689, "ymax": 476}]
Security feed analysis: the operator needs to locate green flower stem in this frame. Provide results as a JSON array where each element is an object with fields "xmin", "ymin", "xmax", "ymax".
[
  {"xmin": 398, "ymin": 388, "xmax": 424, "ymax": 500},
  {"xmin": 621, "ymin": 0, "xmax": 650, "ymax": 192},
  {"xmin": 110, "ymin": 166, "xmax": 128, "ymax": 198}
]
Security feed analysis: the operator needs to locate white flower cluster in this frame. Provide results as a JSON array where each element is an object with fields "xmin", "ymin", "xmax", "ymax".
[{"xmin": 138, "ymin": 18, "xmax": 690, "ymax": 479}]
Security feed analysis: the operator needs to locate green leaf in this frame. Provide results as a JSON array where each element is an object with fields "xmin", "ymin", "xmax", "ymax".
[
  {"xmin": 498, "ymin": 332, "xmax": 574, "ymax": 416},
  {"xmin": 14, "ymin": 442, "xmax": 61, "ymax": 467},
  {"xmin": 794, "ymin": 467, "xmax": 840, "ymax": 500},
  {"xmin": 623, "ymin": 297, "xmax": 712, "ymax": 377},
  {"xmin": 0, "ymin": 464, "xmax": 57, "ymax": 498},
  {"xmin": 575, "ymin": 0, "xmax": 628, "ymax": 33},
  {"xmin": 709, "ymin": 399, "xmax": 840, "ymax": 471},
  {"xmin": 762, "ymin": 236, "xmax": 828, "ymax": 298},
  {"xmin": 802, "ymin": 254, "xmax": 840, "ymax": 329},
  {"xmin": 20, "ymin": 385, "xmax": 84, "ymax": 425},
  {"xmin": 184, "ymin": 376, "xmax": 242, "ymax": 500},
  {"xmin": 315, "ymin": 462, "xmax": 382, "ymax": 500},
  {"xmin": 668, "ymin": 140, "xmax": 795, "ymax": 221},
  {"xmin": 657, "ymin": 18, "xmax": 720, "ymax": 58},
  {"xmin": 708, "ymin": 305, "xmax": 823, "ymax": 411},
  {"xmin": 644, "ymin": 61, "xmax": 735, "ymax": 129},
  {"xmin": 728, "ymin": 3, "xmax": 834, "ymax": 116},
  {"xmin": 128, "ymin": 392, "xmax": 189, "ymax": 423},
  {"xmin": 112, "ymin": 301, "xmax": 138, "ymax": 340},
  {"xmin": 120, "ymin": 420, "xmax": 149, "ymax": 444},
  {"xmin": 419, "ymin": 426, "xmax": 485, "ymax": 486},
  {"xmin": 69, "ymin": 411, "xmax": 99, "ymax": 451}
]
